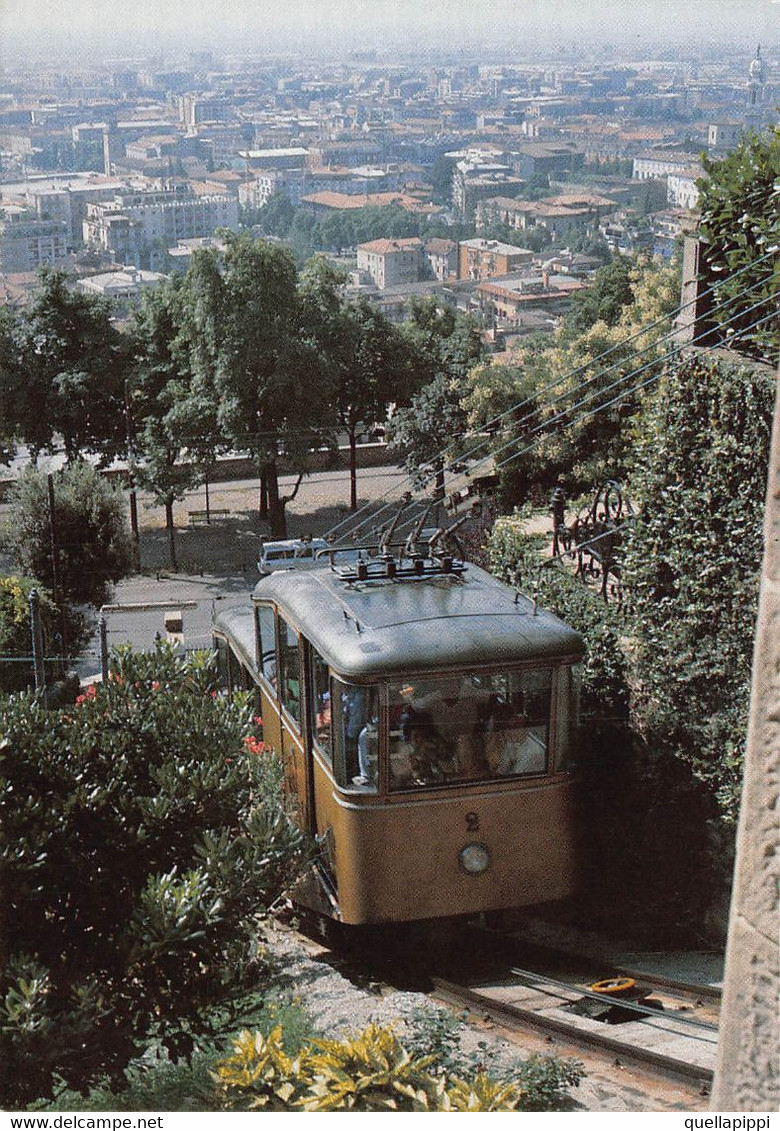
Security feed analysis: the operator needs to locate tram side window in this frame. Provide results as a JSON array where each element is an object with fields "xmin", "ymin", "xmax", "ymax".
[
  {"xmin": 332, "ymin": 679, "xmax": 379, "ymax": 791},
  {"xmin": 277, "ymin": 615, "xmax": 301, "ymax": 724},
  {"xmin": 255, "ymin": 604, "xmax": 277, "ymax": 685},
  {"xmin": 310, "ymin": 646, "xmax": 332, "ymax": 758}
]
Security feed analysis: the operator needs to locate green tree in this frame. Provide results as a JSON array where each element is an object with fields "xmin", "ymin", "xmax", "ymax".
[
  {"xmin": 387, "ymin": 298, "xmax": 484, "ymax": 495},
  {"xmin": 286, "ymin": 210, "xmax": 319, "ymax": 263},
  {"xmin": 300, "ymin": 259, "xmax": 415, "ymax": 510},
  {"xmin": 623, "ymin": 352, "xmax": 775, "ymax": 820},
  {"xmin": 0, "ymin": 646, "xmax": 307, "ymax": 1106},
  {"xmin": 0, "ymin": 307, "xmax": 18, "ymax": 463},
  {"xmin": 177, "ymin": 236, "xmax": 334, "ymax": 537},
  {"xmin": 429, "ymin": 154, "xmax": 456, "ymax": 205},
  {"xmin": 697, "ymin": 129, "xmax": 779, "ymax": 360},
  {"xmin": 0, "ymin": 270, "xmax": 129, "ymax": 465},
  {"xmin": 3, "ymin": 461, "xmax": 133, "ymax": 611},
  {"xmin": 563, "ymin": 254, "xmax": 635, "ymax": 337},
  {"xmin": 317, "ymin": 210, "xmax": 357, "ymax": 254},
  {"xmin": 131, "ymin": 278, "xmax": 220, "ymax": 570},
  {"xmin": 255, "ymin": 192, "xmax": 296, "ymax": 239},
  {"xmin": 484, "ymin": 255, "xmax": 680, "ymax": 501}
]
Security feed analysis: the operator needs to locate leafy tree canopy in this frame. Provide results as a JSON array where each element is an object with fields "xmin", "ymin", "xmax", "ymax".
[
  {"xmin": 697, "ymin": 129, "xmax": 779, "ymax": 361},
  {"xmin": 0, "ymin": 270, "xmax": 129, "ymax": 466},
  {"xmin": 387, "ymin": 298, "xmax": 485, "ymax": 491},
  {"xmin": 3, "ymin": 460, "xmax": 133, "ymax": 611},
  {"xmin": 481, "ymin": 254, "xmax": 680, "ymax": 501}
]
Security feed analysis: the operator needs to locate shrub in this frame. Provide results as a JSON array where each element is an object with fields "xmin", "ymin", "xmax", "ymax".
[
  {"xmin": 212, "ymin": 1021, "xmax": 580, "ymax": 1112},
  {"xmin": 623, "ymin": 353, "xmax": 774, "ymax": 820},
  {"xmin": 0, "ymin": 575, "xmax": 63, "ymax": 693},
  {"xmin": 32, "ymin": 995, "xmax": 313, "ymax": 1113},
  {"xmin": 0, "ymin": 645, "xmax": 307, "ymax": 1107},
  {"xmin": 2, "ymin": 460, "xmax": 133, "ymax": 610}
]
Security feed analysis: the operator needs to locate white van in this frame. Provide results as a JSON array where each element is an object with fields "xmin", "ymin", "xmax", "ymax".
[{"xmin": 257, "ymin": 537, "xmax": 330, "ymax": 577}]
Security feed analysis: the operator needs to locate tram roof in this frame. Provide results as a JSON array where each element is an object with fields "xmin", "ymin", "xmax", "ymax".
[{"xmin": 248, "ymin": 563, "xmax": 584, "ymax": 679}]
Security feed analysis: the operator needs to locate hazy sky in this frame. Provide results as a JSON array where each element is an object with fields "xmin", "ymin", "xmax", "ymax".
[{"xmin": 1, "ymin": 0, "xmax": 777, "ymax": 64}]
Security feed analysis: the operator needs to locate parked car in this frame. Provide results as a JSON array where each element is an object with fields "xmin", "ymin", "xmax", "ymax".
[{"xmin": 257, "ymin": 537, "xmax": 330, "ymax": 577}]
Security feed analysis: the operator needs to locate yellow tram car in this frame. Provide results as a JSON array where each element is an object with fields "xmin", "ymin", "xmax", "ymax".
[{"xmin": 213, "ymin": 551, "xmax": 584, "ymax": 926}]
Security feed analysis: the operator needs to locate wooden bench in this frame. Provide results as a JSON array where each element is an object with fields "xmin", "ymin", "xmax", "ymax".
[{"xmin": 188, "ymin": 509, "xmax": 231, "ymax": 525}]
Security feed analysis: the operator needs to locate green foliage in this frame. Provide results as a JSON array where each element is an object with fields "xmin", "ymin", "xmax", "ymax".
[
  {"xmin": 0, "ymin": 646, "xmax": 307, "ymax": 1106},
  {"xmin": 0, "ymin": 270, "xmax": 129, "ymax": 465},
  {"xmin": 36, "ymin": 995, "xmax": 313, "ymax": 1112},
  {"xmin": 697, "ymin": 129, "xmax": 779, "ymax": 360},
  {"xmin": 0, "ymin": 575, "xmax": 61, "ymax": 693},
  {"xmin": 298, "ymin": 1025, "xmax": 449, "ymax": 1112},
  {"xmin": 299, "ymin": 258, "xmax": 417, "ymax": 508},
  {"xmin": 387, "ymin": 297, "xmax": 484, "ymax": 489},
  {"xmin": 173, "ymin": 234, "xmax": 336, "ymax": 536},
  {"xmin": 623, "ymin": 352, "xmax": 774, "ymax": 820},
  {"xmin": 564, "ymin": 254, "xmax": 635, "ymax": 336},
  {"xmin": 213, "ymin": 1020, "xmax": 579, "ymax": 1112},
  {"xmin": 130, "ymin": 275, "xmax": 219, "ymax": 567},
  {"xmin": 488, "ymin": 514, "xmax": 630, "ymax": 718},
  {"xmin": 2, "ymin": 461, "xmax": 133, "ymax": 610},
  {"xmin": 486, "ymin": 254, "xmax": 680, "ymax": 501}
]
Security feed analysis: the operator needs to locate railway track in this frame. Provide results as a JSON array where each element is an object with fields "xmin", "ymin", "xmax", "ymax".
[
  {"xmin": 287, "ymin": 908, "xmax": 720, "ymax": 1092},
  {"xmin": 431, "ymin": 939, "xmax": 720, "ymax": 1086}
]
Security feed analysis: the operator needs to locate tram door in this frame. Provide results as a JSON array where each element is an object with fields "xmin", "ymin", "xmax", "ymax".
[{"xmin": 276, "ymin": 615, "xmax": 314, "ymax": 831}]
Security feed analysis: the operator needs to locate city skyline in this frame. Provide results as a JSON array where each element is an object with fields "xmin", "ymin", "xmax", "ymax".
[{"xmin": 1, "ymin": 0, "xmax": 777, "ymax": 65}]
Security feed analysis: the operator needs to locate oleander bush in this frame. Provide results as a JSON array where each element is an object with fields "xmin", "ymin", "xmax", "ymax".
[{"xmin": 0, "ymin": 644, "xmax": 307, "ymax": 1108}]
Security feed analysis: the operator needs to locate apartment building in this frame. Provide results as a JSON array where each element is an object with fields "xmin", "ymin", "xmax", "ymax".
[
  {"xmin": 666, "ymin": 168, "xmax": 702, "ymax": 210},
  {"xmin": 82, "ymin": 184, "xmax": 238, "ymax": 265},
  {"xmin": 0, "ymin": 205, "xmax": 69, "ymax": 272},
  {"xmin": 356, "ymin": 237, "xmax": 424, "ymax": 289},
  {"xmin": 632, "ymin": 149, "xmax": 701, "ymax": 181},
  {"xmin": 0, "ymin": 173, "xmax": 129, "ymax": 244},
  {"xmin": 458, "ymin": 238, "xmax": 534, "ymax": 281},
  {"xmin": 424, "ymin": 237, "xmax": 457, "ymax": 282}
]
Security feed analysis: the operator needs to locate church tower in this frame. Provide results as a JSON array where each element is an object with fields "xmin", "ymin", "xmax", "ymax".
[{"xmin": 744, "ymin": 45, "xmax": 766, "ymax": 130}]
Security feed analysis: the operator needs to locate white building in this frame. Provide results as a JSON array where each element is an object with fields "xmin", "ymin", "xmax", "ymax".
[
  {"xmin": 0, "ymin": 173, "xmax": 129, "ymax": 244},
  {"xmin": 667, "ymin": 168, "xmax": 702, "ymax": 211},
  {"xmin": 76, "ymin": 265, "xmax": 167, "ymax": 308},
  {"xmin": 632, "ymin": 150, "xmax": 701, "ymax": 181},
  {"xmin": 82, "ymin": 185, "xmax": 238, "ymax": 265}
]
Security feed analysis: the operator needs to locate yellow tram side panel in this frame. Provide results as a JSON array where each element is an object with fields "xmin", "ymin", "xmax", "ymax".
[{"xmin": 311, "ymin": 757, "xmax": 576, "ymax": 925}]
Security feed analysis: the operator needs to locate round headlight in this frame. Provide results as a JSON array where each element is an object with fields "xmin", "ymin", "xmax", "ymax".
[{"xmin": 459, "ymin": 842, "xmax": 491, "ymax": 875}]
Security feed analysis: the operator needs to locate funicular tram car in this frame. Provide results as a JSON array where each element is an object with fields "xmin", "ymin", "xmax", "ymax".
[{"xmin": 213, "ymin": 547, "xmax": 584, "ymax": 925}]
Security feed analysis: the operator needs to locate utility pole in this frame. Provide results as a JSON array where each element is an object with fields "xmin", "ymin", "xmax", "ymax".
[
  {"xmin": 711, "ymin": 374, "xmax": 779, "ymax": 1111},
  {"xmin": 47, "ymin": 473, "xmax": 60, "ymax": 607},
  {"xmin": 124, "ymin": 377, "xmax": 141, "ymax": 571},
  {"xmin": 28, "ymin": 588, "xmax": 45, "ymax": 694}
]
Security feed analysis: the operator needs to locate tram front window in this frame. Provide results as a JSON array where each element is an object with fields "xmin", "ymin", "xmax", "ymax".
[
  {"xmin": 388, "ymin": 669, "xmax": 552, "ymax": 790},
  {"xmin": 332, "ymin": 679, "xmax": 379, "ymax": 791}
]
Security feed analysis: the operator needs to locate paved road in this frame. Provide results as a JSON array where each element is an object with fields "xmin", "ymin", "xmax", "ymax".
[{"xmin": 78, "ymin": 571, "xmax": 252, "ymax": 680}]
